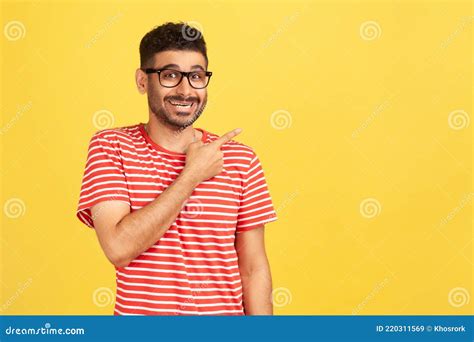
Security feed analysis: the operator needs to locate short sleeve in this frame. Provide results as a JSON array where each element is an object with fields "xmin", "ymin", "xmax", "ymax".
[
  {"xmin": 236, "ymin": 150, "xmax": 278, "ymax": 233},
  {"xmin": 76, "ymin": 131, "xmax": 131, "ymax": 228}
]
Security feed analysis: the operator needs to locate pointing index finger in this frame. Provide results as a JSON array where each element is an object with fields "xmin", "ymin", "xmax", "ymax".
[{"xmin": 212, "ymin": 128, "xmax": 242, "ymax": 147}]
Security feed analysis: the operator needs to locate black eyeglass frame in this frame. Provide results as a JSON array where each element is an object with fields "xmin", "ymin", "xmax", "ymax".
[{"xmin": 142, "ymin": 68, "xmax": 213, "ymax": 89}]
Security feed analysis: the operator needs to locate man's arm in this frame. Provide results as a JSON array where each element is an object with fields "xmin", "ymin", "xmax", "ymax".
[
  {"xmin": 90, "ymin": 128, "xmax": 242, "ymax": 268},
  {"xmin": 235, "ymin": 225, "xmax": 273, "ymax": 315},
  {"xmin": 91, "ymin": 170, "xmax": 199, "ymax": 268}
]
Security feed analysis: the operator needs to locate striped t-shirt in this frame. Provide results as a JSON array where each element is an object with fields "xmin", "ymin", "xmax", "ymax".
[{"xmin": 76, "ymin": 123, "xmax": 277, "ymax": 315}]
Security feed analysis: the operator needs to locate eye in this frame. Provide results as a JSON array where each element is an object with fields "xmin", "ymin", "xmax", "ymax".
[
  {"xmin": 162, "ymin": 70, "xmax": 179, "ymax": 79},
  {"xmin": 191, "ymin": 72, "xmax": 202, "ymax": 79}
]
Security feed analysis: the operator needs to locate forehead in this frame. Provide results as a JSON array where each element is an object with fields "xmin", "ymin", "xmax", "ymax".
[{"xmin": 152, "ymin": 50, "xmax": 207, "ymax": 70}]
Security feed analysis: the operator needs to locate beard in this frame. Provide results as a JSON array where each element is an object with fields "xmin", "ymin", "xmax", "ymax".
[{"xmin": 148, "ymin": 91, "xmax": 207, "ymax": 130}]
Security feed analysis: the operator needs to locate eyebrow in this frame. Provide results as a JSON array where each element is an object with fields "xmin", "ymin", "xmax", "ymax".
[{"xmin": 158, "ymin": 63, "xmax": 205, "ymax": 71}]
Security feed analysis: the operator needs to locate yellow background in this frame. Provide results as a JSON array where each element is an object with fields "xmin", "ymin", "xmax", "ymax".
[{"xmin": 1, "ymin": 0, "xmax": 472, "ymax": 315}]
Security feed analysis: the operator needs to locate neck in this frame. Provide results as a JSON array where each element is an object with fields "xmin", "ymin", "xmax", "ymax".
[{"xmin": 145, "ymin": 117, "xmax": 202, "ymax": 154}]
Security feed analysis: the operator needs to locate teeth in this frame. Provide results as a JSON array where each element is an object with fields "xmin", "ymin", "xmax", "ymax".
[{"xmin": 170, "ymin": 101, "xmax": 192, "ymax": 107}]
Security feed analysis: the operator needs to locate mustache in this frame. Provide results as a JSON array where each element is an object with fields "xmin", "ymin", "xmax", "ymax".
[{"xmin": 165, "ymin": 95, "xmax": 199, "ymax": 103}]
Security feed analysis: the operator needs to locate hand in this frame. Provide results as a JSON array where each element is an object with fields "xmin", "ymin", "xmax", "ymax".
[{"xmin": 183, "ymin": 128, "xmax": 242, "ymax": 184}]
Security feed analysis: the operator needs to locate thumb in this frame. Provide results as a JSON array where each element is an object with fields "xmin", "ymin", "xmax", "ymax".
[{"xmin": 184, "ymin": 139, "xmax": 203, "ymax": 154}]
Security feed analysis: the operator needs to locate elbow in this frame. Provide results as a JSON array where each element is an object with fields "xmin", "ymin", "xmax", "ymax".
[
  {"xmin": 98, "ymin": 221, "xmax": 135, "ymax": 268},
  {"xmin": 109, "ymin": 254, "xmax": 131, "ymax": 268},
  {"xmin": 107, "ymin": 222, "xmax": 134, "ymax": 268},
  {"xmin": 104, "ymin": 240, "xmax": 132, "ymax": 269}
]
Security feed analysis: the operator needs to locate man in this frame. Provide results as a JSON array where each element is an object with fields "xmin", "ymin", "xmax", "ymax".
[{"xmin": 76, "ymin": 22, "xmax": 278, "ymax": 315}]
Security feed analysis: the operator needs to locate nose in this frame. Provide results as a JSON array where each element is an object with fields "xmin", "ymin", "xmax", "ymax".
[{"xmin": 175, "ymin": 75, "xmax": 194, "ymax": 97}]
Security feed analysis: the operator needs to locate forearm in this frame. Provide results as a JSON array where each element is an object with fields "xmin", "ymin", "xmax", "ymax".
[
  {"xmin": 114, "ymin": 170, "xmax": 199, "ymax": 266},
  {"xmin": 241, "ymin": 265, "xmax": 273, "ymax": 315}
]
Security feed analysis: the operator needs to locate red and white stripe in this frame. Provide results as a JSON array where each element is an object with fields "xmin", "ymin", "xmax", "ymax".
[{"xmin": 77, "ymin": 123, "xmax": 277, "ymax": 315}]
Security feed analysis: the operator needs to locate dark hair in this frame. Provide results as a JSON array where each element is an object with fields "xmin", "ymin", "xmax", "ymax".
[{"xmin": 139, "ymin": 22, "xmax": 208, "ymax": 68}]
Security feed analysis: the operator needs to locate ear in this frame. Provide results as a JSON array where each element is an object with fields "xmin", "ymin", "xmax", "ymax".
[{"xmin": 135, "ymin": 68, "xmax": 147, "ymax": 94}]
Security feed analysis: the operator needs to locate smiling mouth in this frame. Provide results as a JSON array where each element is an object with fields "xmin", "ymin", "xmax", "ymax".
[{"xmin": 168, "ymin": 100, "xmax": 194, "ymax": 108}]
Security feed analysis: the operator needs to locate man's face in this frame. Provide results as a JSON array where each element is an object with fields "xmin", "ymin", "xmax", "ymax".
[{"xmin": 144, "ymin": 50, "xmax": 208, "ymax": 130}]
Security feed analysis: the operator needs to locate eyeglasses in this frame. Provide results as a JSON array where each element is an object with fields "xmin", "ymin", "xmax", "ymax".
[{"xmin": 143, "ymin": 68, "xmax": 212, "ymax": 89}]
